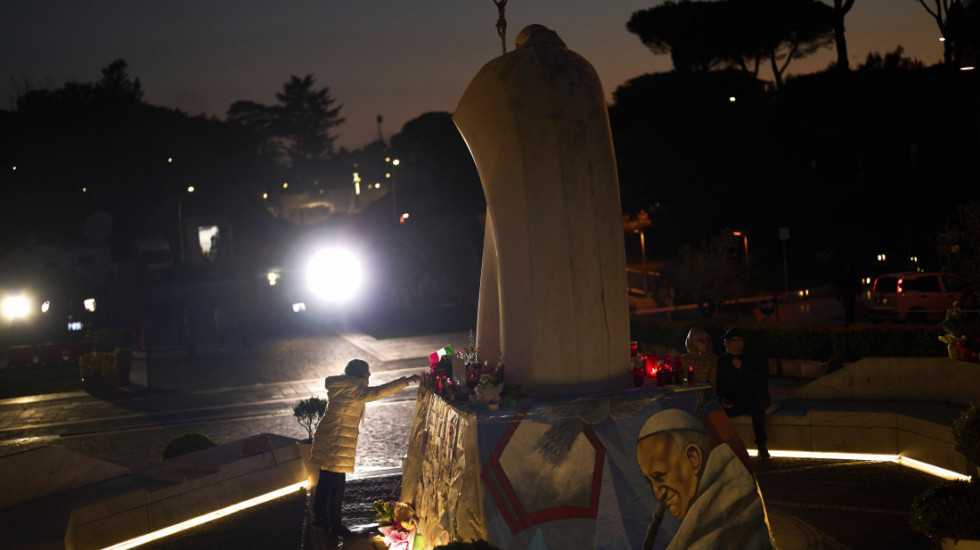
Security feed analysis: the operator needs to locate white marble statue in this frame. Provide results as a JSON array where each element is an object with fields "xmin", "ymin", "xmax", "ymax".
[{"xmin": 454, "ymin": 24, "xmax": 630, "ymax": 396}]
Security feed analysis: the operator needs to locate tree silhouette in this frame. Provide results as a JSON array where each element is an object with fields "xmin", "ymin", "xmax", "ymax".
[
  {"xmin": 627, "ymin": 0, "xmax": 834, "ymax": 89},
  {"xmin": 916, "ymin": 0, "xmax": 980, "ymax": 66},
  {"xmin": 627, "ymin": 1, "xmax": 738, "ymax": 72},
  {"xmin": 831, "ymin": 0, "xmax": 857, "ymax": 72},
  {"xmin": 227, "ymin": 74, "xmax": 344, "ymax": 184}
]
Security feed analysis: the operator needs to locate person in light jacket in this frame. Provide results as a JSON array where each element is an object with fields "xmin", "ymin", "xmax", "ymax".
[{"xmin": 310, "ymin": 359, "xmax": 421, "ymax": 537}]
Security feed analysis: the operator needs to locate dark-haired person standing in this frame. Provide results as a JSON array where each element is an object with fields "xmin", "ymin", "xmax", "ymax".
[
  {"xmin": 716, "ymin": 329, "xmax": 771, "ymax": 458},
  {"xmin": 310, "ymin": 359, "xmax": 421, "ymax": 536}
]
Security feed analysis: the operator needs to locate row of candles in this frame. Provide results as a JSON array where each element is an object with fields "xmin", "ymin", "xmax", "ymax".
[
  {"xmin": 423, "ymin": 355, "xmax": 501, "ymax": 396},
  {"xmin": 630, "ymin": 341, "xmax": 695, "ymax": 387}
]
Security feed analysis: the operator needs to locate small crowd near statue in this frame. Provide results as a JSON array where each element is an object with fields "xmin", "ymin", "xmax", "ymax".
[{"xmin": 636, "ymin": 326, "xmax": 772, "ymax": 459}]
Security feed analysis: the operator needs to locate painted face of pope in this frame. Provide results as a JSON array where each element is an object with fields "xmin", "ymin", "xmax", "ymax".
[{"xmin": 635, "ymin": 432, "xmax": 703, "ymax": 519}]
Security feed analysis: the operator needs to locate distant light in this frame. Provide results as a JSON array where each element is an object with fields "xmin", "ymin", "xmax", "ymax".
[
  {"xmin": 355, "ymin": 182, "xmax": 361, "ymax": 195},
  {"xmin": 2, "ymin": 295, "xmax": 31, "ymax": 321},
  {"xmin": 385, "ymin": 173, "xmax": 391, "ymax": 179},
  {"xmin": 374, "ymin": 183, "xmax": 380, "ymax": 189},
  {"xmin": 168, "ymin": 157, "xmax": 173, "ymax": 163},
  {"xmin": 400, "ymin": 213, "xmax": 410, "ymax": 224},
  {"xmin": 877, "ymin": 253, "xmax": 887, "ymax": 262},
  {"xmin": 41, "ymin": 300, "xmax": 50, "ymax": 314},
  {"xmin": 292, "ymin": 302, "xmax": 306, "ymax": 313},
  {"xmin": 392, "ymin": 159, "xmax": 400, "ymax": 166},
  {"xmin": 267, "ymin": 272, "xmax": 279, "ymax": 286},
  {"xmin": 282, "ymin": 182, "xmax": 288, "ymax": 189},
  {"xmin": 910, "ymin": 256, "xmax": 918, "ymax": 263},
  {"xmin": 962, "ymin": 66, "xmax": 976, "ymax": 71},
  {"xmin": 68, "ymin": 321, "xmax": 83, "ymax": 331},
  {"xmin": 187, "ymin": 186, "xmax": 195, "ymax": 193},
  {"xmin": 385, "ymin": 157, "xmax": 391, "ymax": 162},
  {"xmin": 82, "ymin": 187, "xmax": 87, "ymax": 193},
  {"xmin": 940, "ymin": 36, "xmax": 946, "ymax": 42},
  {"xmin": 83, "ymin": 298, "xmax": 97, "ymax": 312},
  {"xmin": 11, "ymin": 166, "xmax": 16, "ymax": 171},
  {"xmin": 733, "ymin": 231, "xmax": 743, "ymax": 236},
  {"xmin": 262, "ymin": 193, "xmax": 268, "ymax": 200},
  {"xmin": 729, "ymin": 96, "xmax": 736, "ymax": 102},
  {"xmin": 305, "ymin": 248, "xmax": 363, "ymax": 303}
]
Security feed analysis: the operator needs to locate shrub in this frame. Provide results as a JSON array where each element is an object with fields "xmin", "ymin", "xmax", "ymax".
[
  {"xmin": 630, "ymin": 318, "xmax": 947, "ymax": 362},
  {"xmin": 909, "ymin": 480, "xmax": 980, "ymax": 541},
  {"xmin": 162, "ymin": 432, "xmax": 219, "ymax": 460},
  {"xmin": 953, "ymin": 403, "xmax": 980, "ymax": 470},
  {"xmin": 78, "ymin": 352, "xmax": 117, "ymax": 381},
  {"xmin": 293, "ymin": 397, "xmax": 327, "ymax": 441}
]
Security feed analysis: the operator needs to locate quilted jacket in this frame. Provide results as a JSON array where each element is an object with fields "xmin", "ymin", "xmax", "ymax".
[{"xmin": 310, "ymin": 374, "xmax": 411, "ymax": 473}]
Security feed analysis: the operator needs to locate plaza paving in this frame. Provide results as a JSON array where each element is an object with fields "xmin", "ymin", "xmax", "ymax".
[{"xmin": 0, "ymin": 328, "xmax": 950, "ymax": 549}]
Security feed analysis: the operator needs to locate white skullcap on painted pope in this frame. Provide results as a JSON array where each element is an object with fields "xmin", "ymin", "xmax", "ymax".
[{"xmin": 638, "ymin": 408, "xmax": 705, "ymax": 440}]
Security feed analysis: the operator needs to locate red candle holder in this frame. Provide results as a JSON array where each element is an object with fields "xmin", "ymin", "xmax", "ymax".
[
  {"xmin": 631, "ymin": 368, "xmax": 644, "ymax": 387},
  {"xmin": 643, "ymin": 356, "xmax": 657, "ymax": 378}
]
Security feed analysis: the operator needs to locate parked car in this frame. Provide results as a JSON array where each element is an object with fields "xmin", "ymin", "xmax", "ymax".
[{"xmin": 869, "ymin": 271, "xmax": 969, "ymax": 322}]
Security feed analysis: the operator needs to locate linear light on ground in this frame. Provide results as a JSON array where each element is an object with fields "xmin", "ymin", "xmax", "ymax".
[
  {"xmin": 100, "ymin": 480, "xmax": 310, "ymax": 550},
  {"xmin": 898, "ymin": 455, "xmax": 972, "ymax": 481},
  {"xmin": 745, "ymin": 449, "xmax": 971, "ymax": 481}
]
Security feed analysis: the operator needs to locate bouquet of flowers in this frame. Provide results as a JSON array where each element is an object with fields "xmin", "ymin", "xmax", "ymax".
[
  {"xmin": 373, "ymin": 499, "xmax": 395, "ymax": 526},
  {"xmin": 456, "ymin": 329, "xmax": 480, "ymax": 366},
  {"xmin": 376, "ymin": 501, "xmax": 421, "ymax": 550}
]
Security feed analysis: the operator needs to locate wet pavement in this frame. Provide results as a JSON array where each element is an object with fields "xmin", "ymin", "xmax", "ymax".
[{"xmin": 0, "ymin": 327, "xmax": 953, "ymax": 549}]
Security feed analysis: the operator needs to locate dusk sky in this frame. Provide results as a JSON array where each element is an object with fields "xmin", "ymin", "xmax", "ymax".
[{"xmin": 3, "ymin": 1, "xmax": 945, "ymax": 150}]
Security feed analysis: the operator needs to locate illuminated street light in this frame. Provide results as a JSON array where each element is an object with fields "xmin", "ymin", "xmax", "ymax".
[
  {"xmin": 177, "ymin": 185, "xmax": 195, "ymax": 262},
  {"xmin": 733, "ymin": 231, "xmax": 749, "ymax": 275},
  {"xmin": 386, "ymin": 157, "xmax": 400, "ymax": 221},
  {"xmin": 634, "ymin": 229, "xmax": 648, "ymax": 295},
  {"xmin": 2, "ymin": 295, "xmax": 32, "ymax": 321},
  {"xmin": 305, "ymin": 248, "xmax": 363, "ymax": 303},
  {"xmin": 400, "ymin": 212, "xmax": 410, "ymax": 224}
]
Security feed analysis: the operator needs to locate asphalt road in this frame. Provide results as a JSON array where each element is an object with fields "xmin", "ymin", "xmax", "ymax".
[{"xmin": 0, "ymin": 326, "xmax": 430, "ymax": 472}]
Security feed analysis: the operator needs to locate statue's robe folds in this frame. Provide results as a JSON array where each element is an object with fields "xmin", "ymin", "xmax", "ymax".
[{"xmin": 454, "ymin": 25, "xmax": 630, "ymax": 396}]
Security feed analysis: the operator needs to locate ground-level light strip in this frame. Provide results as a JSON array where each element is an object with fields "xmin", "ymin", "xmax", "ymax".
[
  {"xmin": 100, "ymin": 480, "xmax": 310, "ymax": 550},
  {"xmin": 746, "ymin": 449, "xmax": 971, "ymax": 481}
]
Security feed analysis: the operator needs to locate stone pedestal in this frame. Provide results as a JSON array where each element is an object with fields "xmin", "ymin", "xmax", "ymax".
[{"xmin": 401, "ymin": 386, "xmax": 774, "ymax": 549}]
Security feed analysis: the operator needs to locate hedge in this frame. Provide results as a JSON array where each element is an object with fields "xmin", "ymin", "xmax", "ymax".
[{"xmin": 631, "ymin": 319, "xmax": 945, "ymax": 363}]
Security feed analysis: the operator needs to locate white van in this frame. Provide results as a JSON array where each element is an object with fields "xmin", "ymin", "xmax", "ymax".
[{"xmin": 869, "ymin": 272, "xmax": 968, "ymax": 322}]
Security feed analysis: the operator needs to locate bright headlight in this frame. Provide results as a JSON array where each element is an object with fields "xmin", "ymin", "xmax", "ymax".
[
  {"xmin": 2, "ymin": 295, "xmax": 32, "ymax": 321},
  {"xmin": 305, "ymin": 248, "xmax": 363, "ymax": 303}
]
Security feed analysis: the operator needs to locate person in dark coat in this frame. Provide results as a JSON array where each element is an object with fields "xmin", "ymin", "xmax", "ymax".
[
  {"xmin": 716, "ymin": 328, "xmax": 771, "ymax": 458},
  {"xmin": 835, "ymin": 264, "xmax": 860, "ymax": 326}
]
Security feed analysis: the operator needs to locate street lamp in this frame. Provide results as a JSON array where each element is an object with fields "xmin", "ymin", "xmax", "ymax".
[
  {"xmin": 733, "ymin": 231, "xmax": 749, "ymax": 275},
  {"xmin": 178, "ymin": 185, "xmax": 195, "ymax": 262},
  {"xmin": 634, "ymin": 229, "xmax": 648, "ymax": 295},
  {"xmin": 386, "ymin": 157, "xmax": 399, "ymax": 221}
]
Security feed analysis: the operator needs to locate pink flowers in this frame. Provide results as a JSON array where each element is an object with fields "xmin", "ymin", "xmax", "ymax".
[{"xmin": 378, "ymin": 519, "xmax": 418, "ymax": 550}]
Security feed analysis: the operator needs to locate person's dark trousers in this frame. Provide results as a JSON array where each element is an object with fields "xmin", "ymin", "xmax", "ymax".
[
  {"xmin": 313, "ymin": 469, "xmax": 347, "ymax": 528},
  {"xmin": 723, "ymin": 397, "xmax": 769, "ymax": 448}
]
